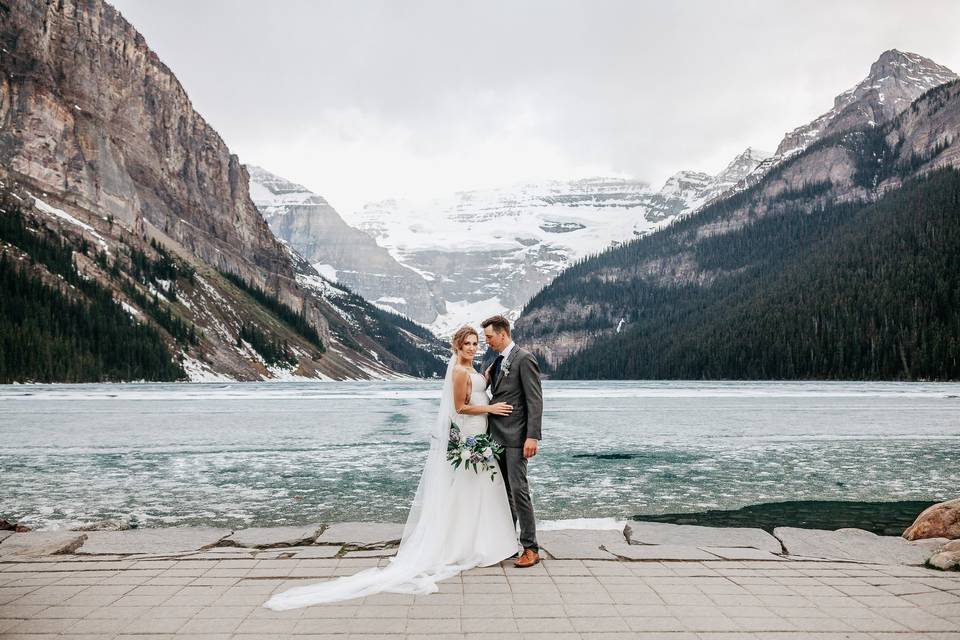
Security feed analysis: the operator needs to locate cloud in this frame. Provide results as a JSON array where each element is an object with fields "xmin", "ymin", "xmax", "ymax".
[{"xmin": 110, "ymin": 0, "xmax": 960, "ymax": 213}]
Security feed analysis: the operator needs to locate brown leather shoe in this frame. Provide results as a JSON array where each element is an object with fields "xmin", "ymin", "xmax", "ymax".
[{"xmin": 514, "ymin": 548, "xmax": 540, "ymax": 568}]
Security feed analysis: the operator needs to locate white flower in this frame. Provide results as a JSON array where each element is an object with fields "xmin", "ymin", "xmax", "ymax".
[
  {"xmin": 460, "ymin": 450, "xmax": 471, "ymax": 461},
  {"xmin": 483, "ymin": 447, "xmax": 493, "ymax": 457}
]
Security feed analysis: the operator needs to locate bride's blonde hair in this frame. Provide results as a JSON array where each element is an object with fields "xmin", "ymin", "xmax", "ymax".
[{"xmin": 450, "ymin": 325, "xmax": 478, "ymax": 353}]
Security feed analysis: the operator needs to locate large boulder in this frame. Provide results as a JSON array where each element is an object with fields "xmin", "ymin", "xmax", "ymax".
[
  {"xmin": 903, "ymin": 498, "xmax": 960, "ymax": 541},
  {"xmin": 928, "ymin": 539, "xmax": 960, "ymax": 571}
]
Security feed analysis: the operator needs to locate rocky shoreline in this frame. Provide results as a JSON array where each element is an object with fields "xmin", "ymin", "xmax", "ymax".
[
  {"xmin": 3, "ymin": 499, "xmax": 957, "ymax": 571},
  {"xmin": 0, "ymin": 520, "xmax": 957, "ymax": 572}
]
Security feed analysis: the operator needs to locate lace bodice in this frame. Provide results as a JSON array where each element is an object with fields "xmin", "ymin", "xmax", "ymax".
[{"xmin": 453, "ymin": 371, "xmax": 489, "ymax": 436}]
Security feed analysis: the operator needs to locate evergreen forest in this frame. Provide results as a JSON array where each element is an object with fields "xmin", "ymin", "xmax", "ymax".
[
  {"xmin": 0, "ymin": 205, "xmax": 185, "ymax": 382},
  {"xmin": 528, "ymin": 169, "xmax": 960, "ymax": 380}
]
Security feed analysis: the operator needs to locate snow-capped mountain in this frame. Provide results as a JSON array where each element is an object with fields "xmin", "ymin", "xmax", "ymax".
[
  {"xmin": 344, "ymin": 148, "xmax": 769, "ymax": 336},
  {"xmin": 737, "ymin": 50, "xmax": 957, "ymax": 192},
  {"xmin": 248, "ymin": 166, "xmax": 443, "ymax": 324}
]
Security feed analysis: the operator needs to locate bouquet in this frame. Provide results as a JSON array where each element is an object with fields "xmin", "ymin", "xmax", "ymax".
[{"xmin": 447, "ymin": 423, "xmax": 504, "ymax": 481}]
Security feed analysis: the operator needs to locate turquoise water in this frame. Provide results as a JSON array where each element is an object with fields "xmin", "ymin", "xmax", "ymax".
[{"xmin": 1, "ymin": 381, "xmax": 958, "ymax": 530}]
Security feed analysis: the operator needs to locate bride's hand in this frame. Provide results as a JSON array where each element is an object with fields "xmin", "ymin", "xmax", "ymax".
[{"xmin": 487, "ymin": 402, "xmax": 513, "ymax": 416}]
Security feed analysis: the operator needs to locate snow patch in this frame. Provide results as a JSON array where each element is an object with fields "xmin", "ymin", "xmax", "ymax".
[
  {"xmin": 119, "ymin": 301, "xmax": 141, "ymax": 318},
  {"xmin": 429, "ymin": 297, "xmax": 510, "ymax": 339},
  {"xmin": 312, "ymin": 263, "xmax": 338, "ymax": 281},
  {"xmin": 32, "ymin": 195, "xmax": 109, "ymax": 252},
  {"xmin": 181, "ymin": 357, "xmax": 235, "ymax": 383}
]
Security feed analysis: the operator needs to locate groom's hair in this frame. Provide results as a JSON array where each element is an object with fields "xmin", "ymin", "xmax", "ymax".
[{"xmin": 481, "ymin": 314, "xmax": 511, "ymax": 335}]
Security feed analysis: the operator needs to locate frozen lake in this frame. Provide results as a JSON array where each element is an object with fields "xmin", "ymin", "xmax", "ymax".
[{"xmin": 1, "ymin": 380, "xmax": 958, "ymax": 530}]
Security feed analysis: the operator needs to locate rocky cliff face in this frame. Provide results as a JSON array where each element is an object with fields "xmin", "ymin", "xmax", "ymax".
[
  {"xmin": 0, "ymin": 0, "xmax": 288, "ymax": 287},
  {"xmin": 776, "ymin": 50, "xmax": 956, "ymax": 159},
  {"xmin": 248, "ymin": 166, "xmax": 443, "ymax": 325},
  {"xmin": 734, "ymin": 50, "xmax": 958, "ymax": 193},
  {"xmin": 0, "ymin": 0, "xmax": 444, "ymax": 380}
]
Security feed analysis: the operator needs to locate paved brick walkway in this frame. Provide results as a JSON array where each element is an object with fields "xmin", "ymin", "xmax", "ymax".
[{"xmin": 2, "ymin": 553, "xmax": 959, "ymax": 639}]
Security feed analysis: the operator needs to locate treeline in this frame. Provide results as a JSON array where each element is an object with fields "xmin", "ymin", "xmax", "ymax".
[
  {"xmin": 545, "ymin": 168, "xmax": 960, "ymax": 379},
  {"xmin": 220, "ymin": 270, "xmax": 325, "ymax": 354},
  {"xmin": 0, "ymin": 205, "xmax": 184, "ymax": 382},
  {"xmin": 325, "ymin": 284, "xmax": 446, "ymax": 378},
  {"xmin": 237, "ymin": 323, "xmax": 297, "ymax": 367},
  {"xmin": 118, "ymin": 240, "xmax": 199, "ymax": 346}
]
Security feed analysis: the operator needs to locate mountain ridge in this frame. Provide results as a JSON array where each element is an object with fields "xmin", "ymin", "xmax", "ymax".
[
  {"xmin": 0, "ymin": 0, "xmax": 446, "ymax": 381},
  {"xmin": 515, "ymin": 71, "xmax": 960, "ymax": 376},
  {"xmin": 336, "ymin": 147, "xmax": 769, "ymax": 335},
  {"xmin": 247, "ymin": 165, "xmax": 444, "ymax": 325}
]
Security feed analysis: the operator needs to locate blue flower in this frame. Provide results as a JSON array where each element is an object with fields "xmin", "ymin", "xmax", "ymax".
[{"xmin": 466, "ymin": 436, "xmax": 476, "ymax": 446}]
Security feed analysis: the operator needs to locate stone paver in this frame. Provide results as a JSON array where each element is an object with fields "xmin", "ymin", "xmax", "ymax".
[
  {"xmin": 700, "ymin": 546, "xmax": 788, "ymax": 561},
  {"xmin": 1, "ymin": 527, "xmax": 958, "ymax": 639},
  {"xmin": 606, "ymin": 542, "xmax": 721, "ymax": 561},
  {"xmin": 224, "ymin": 524, "xmax": 324, "ymax": 549},
  {"xmin": 0, "ymin": 531, "xmax": 87, "ymax": 558},
  {"xmin": 314, "ymin": 522, "xmax": 404, "ymax": 548},
  {"xmin": 626, "ymin": 522, "xmax": 783, "ymax": 553},
  {"xmin": 539, "ymin": 529, "xmax": 623, "ymax": 559},
  {"xmin": 775, "ymin": 526, "xmax": 949, "ymax": 564},
  {"xmin": 78, "ymin": 528, "xmax": 233, "ymax": 555},
  {"xmin": 0, "ymin": 531, "xmax": 12, "ymax": 544},
  {"xmin": 258, "ymin": 545, "xmax": 341, "ymax": 559}
]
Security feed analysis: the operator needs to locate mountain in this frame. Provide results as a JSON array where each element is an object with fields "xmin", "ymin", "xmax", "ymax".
[
  {"xmin": 516, "ymin": 71, "xmax": 960, "ymax": 379},
  {"xmin": 247, "ymin": 166, "xmax": 443, "ymax": 325},
  {"xmin": 345, "ymin": 148, "xmax": 769, "ymax": 336},
  {"xmin": 735, "ymin": 50, "xmax": 957, "ymax": 193},
  {"xmin": 0, "ymin": 0, "xmax": 445, "ymax": 382}
]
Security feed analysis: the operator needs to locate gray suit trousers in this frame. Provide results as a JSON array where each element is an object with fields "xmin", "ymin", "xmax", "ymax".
[{"xmin": 498, "ymin": 447, "xmax": 538, "ymax": 552}]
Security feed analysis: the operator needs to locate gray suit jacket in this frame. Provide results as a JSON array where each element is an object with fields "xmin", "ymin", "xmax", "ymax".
[{"xmin": 487, "ymin": 346, "xmax": 543, "ymax": 448}]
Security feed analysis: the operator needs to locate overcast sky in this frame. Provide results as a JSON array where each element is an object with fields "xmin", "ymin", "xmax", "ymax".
[{"xmin": 110, "ymin": 0, "xmax": 960, "ymax": 215}]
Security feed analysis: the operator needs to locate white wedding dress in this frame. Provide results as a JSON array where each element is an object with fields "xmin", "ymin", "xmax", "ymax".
[{"xmin": 264, "ymin": 359, "xmax": 518, "ymax": 609}]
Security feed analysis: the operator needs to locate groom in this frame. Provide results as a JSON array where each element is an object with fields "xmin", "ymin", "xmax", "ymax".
[{"xmin": 482, "ymin": 314, "xmax": 542, "ymax": 568}]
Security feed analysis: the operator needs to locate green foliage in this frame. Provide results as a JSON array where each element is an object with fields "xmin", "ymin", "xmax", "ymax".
[
  {"xmin": 126, "ymin": 239, "xmax": 195, "ymax": 303},
  {"xmin": 119, "ymin": 279, "xmax": 198, "ymax": 346},
  {"xmin": 114, "ymin": 238, "xmax": 200, "ymax": 345},
  {"xmin": 0, "ymin": 205, "xmax": 184, "ymax": 383},
  {"xmin": 220, "ymin": 270, "xmax": 325, "ymax": 353},
  {"xmin": 237, "ymin": 323, "xmax": 297, "ymax": 367},
  {"xmin": 528, "ymin": 169, "xmax": 960, "ymax": 380}
]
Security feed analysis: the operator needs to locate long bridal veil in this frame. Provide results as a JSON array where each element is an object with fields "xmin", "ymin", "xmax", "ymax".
[{"xmin": 264, "ymin": 356, "xmax": 468, "ymax": 610}]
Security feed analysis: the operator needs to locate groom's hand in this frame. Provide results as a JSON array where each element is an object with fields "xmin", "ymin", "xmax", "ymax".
[{"xmin": 523, "ymin": 438, "xmax": 539, "ymax": 459}]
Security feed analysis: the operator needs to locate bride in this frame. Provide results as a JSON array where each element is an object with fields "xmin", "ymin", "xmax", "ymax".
[{"xmin": 264, "ymin": 326, "xmax": 520, "ymax": 609}]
